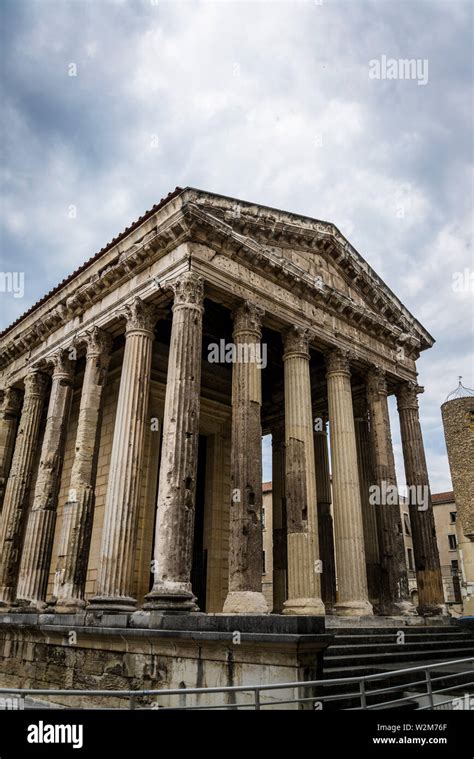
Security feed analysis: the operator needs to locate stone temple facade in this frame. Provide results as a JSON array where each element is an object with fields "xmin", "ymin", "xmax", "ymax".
[{"xmin": 0, "ymin": 187, "xmax": 446, "ymax": 628}]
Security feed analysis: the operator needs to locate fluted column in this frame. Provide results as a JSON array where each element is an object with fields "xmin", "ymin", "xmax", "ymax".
[
  {"xmin": 16, "ymin": 352, "xmax": 75, "ymax": 608},
  {"xmin": 0, "ymin": 387, "xmax": 23, "ymax": 511},
  {"xmin": 396, "ymin": 381, "xmax": 445, "ymax": 615},
  {"xmin": 145, "ymin": 273, "xmax": 204, "ymax": 612},
  {"xmin": 326, "ymin": 348, "xmax": 373, "ymax": 616},
  {"xmin": 271, "ymin": 423, "xmax": 287, "ymax": 613},
  {"xmin": 367, "ymin": 368, "xmax": 411, "ymax": 614},
  {"xmin": 55, "ymin": 327, "xmax": 113, "ymax": 612},
  {"xmin": 223, "ymin": 302, "xmax": 268, "ymax": 614},
  {"xmin": 314, "ymin": 421, "xmax": 336, "ymax": 612},
  {"xmin": 353, "ymin": 397, "xmax": 381, "ymax": 609},
  {"xmin": 89, "ymin": 298, "xmax": 157, "ymax": 612},
  {"xmin": 282, "ymin": 327, "xmax": 324, "ymax": 616},
  {"xmin": 0, "ymin": 372, "xmax": 48, "ymax": 607}
]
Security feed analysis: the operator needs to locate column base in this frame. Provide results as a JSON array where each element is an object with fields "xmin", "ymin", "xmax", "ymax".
[
  {"xmin": 223, "ymin": 591, "xmax": 269, "ymax": 614},
  {"xmin": 416, "ymin": 602, "xmax": 449, "ymax": 617},
  {"xmin": 54, "ymin": 597, "xmax": 87, "ymax": 614},
  {"xmin": 378, "ymin": 600, "xmax": 418, "ymax": 617},
  {"xmin": 9, "ymin": 602, "xmax": 48, "ymax": 613},
  {"xmin": 283, "ymin": 597, "xmax": 325, "ymax": 616},
  {"xmin": 144, "ymin": 583, "xmax": 198, "ymax": 612},
  {"xmin": 87, "ymin": 595, "xmax": 137, "ymax": 613},
  {"xmin": 394, "ymin": 600, "xmax": 418, "ymax": 616},
  {"xmin": 335, "ymin": 599, "xmax": 374, "ymax": 617},
  {"xmin": 0, "ymin": 592, "xmax": 14, "ymax": 610}
]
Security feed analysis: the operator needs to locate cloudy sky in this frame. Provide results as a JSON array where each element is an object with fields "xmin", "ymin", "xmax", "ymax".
[{"xmin": 0, "ymin": 0, "xmax": 472, "ymax": 491}]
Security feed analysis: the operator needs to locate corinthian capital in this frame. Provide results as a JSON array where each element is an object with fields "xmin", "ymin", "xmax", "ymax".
[
  {"xmin": 121, "ymin": 297, "xmax": 158, "ymax": 334},
  {"xmin": 51, "ymin": 349, "xmax": 76, "ymax": 379},
  {"xmin": 282, "ymin": 326, "xmax": 310, "ymax": 358},
  {"xmin": 325, "ymin": 347, "xmax": 351, "ymax": 375},
  {"xmin": 0, "ymin": 386, "xmax": 23, "ymax": 416},
  {"xmin": 366, "ymin": 366, "xmax": 388, "ymax": 401},
  {"xmin": 24, "ymin": 371, "xmax": 49, "ymax": 398},
  {"xmin": 83, "ymin": 326, "xmax": 113, "ymax": 358},
  {"xmin": 396, "ymin": 380, "xmax": 424, "ymax": 411},
  {"xmin": 232, "ymin": 301, "xmax": 264, "ymax": 336},
  {"xmin": 170, "ymin": 272, "xmax": 204, "ymax": 309}
]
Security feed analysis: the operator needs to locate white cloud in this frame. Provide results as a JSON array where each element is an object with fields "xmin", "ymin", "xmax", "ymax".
[{"xmin": 0, "ymin": 0, "xmax": 472, "ymax": 493}]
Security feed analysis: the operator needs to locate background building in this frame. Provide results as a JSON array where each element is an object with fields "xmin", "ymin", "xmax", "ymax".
[
  {"xmin": 441, "ymin": 381, "xmax": 474, "ymax": 616},
  {"xmin": 399, "ymin": 497, "xmax": 418, "ymax": 606},
  {"xmin": 263, "ymin": 485, "xmax": 464, "ymax": 613},
  {"xmin": 432, "ymin": 492, "xmax": 462, "ymax": 608}
]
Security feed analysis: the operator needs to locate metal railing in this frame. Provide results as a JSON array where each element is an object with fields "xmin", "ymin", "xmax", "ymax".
[{"xmin": 1, "ymin": 657, "xmax": 473, "ymax": 711}]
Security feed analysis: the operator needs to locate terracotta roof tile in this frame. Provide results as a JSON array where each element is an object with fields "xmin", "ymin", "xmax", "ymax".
[
  {"xmin": 432, "ymin": 491, "xmax": 455, "ymax": 503},
  {"xmin": 0, "ymin": 187, "xmax": 184, "ymax": 340}
]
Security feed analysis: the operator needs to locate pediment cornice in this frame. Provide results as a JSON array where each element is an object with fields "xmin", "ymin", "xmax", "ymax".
[
  {"xmin": 182, "ymin": 202, "xmax": 428, "ymax": 354},
  {"xmin": 0, "ymin": 188, "xmax": 433, "ymax": 370},
  {"xmin": 184, "ymin": 196, "xmax": 433, "ymax": 351}
]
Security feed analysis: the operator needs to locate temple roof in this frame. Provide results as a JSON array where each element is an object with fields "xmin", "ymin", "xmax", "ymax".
[
  {"xmin": 0, "ymin": 187, "xmax": 184, "ymax": 340},
  {"xmin": 0, "ymin": 187, "xmax": 435, "ymax": 355}
]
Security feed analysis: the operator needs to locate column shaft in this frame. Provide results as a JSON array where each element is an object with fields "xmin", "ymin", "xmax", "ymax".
[
  {"xmin": 0, "ymin": 373, "xmax": 48, "ymax": 606},
  {"xmin": 397, "ymin": 381, "xmax": 445, "ymax": 615},
  {"xmin": 223, "ymin": 302, "xmax": 268, "ymax": 613},
  {"xmin": 89, "ymin": 298, "xmax": 157, "ymax": 611},
  {"xmin": 314, "ymin": 425, "xmax": 336, "ymax": 611},
  {"xmin": 326, "ymin": 348, "xmax": 373, "ymax": 616},
  {"xmin": 145, "ymin": 273, "xmax": 204, "ymax": 612},
  {"xmin": 271, "ymin": 423, "xmax": 287, "ymax": 613},
  {"xmin": 367, "ymin": 368, "xmax": 411, "ymax": 614},
  {"xmin": 0, "ymin": 387, "xmax": 23, "ymax": 511},
  {"xmin": 353, "ymin": 399, "xmax": 381, "ymax": 608},
  {"xmin": 55, "ymin": 327, "xmax": 112, "ymax": 611},
  {"xmin": 282, "ymin": 327, "xmax": 324, "ymax": 615},
  {"xmin": 16, "ymin": 353, "xmax": 75, "ymax": 608}
]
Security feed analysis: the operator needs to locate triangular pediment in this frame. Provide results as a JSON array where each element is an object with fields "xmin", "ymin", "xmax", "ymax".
[
  {"xmin": 0, "ymin": 186, "xmax": 434, "ymax": 371},
  {"xmin": 183, "ymin": 190, "xmax": 434, "ymax": 353}
]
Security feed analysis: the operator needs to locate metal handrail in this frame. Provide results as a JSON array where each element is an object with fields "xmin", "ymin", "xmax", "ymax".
[{"xmin": 1, "ymin": 656, "xmax": 473, "ymax": 710}]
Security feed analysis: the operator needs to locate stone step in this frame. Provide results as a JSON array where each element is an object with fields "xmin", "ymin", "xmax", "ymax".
[
  {"xmin": 322, "ymin": 664, "xmax": 386, "ymax": 680},
  {"xmin": 321, "ymin": 665, "xmax": 474, "ymax": 705},
  {"xmin": 323, "ymin": 665, "xmax": 474, "ymax": 689},
  {"xmin": 325, "ymin": 646, "xmax": 474, "ymax": 666},
  {"xmin": 326, "ymin": 639, "xmax": 474, "ymax": 656},
  {"xmin": 320, "ymin": 623, "xmax": 474, "ymax": 709},
  {"xmin": 324, "ymin": 689, "xmax": 422, "ymax": 711},
  {"xmin": 331, "ymin": 633, "xmax": 474, "ymax": 647},
  {"xmin": 322, "ymin": 690, "xmax": 418, "ymax": 711},
  {"xmin": 329, "ymin": 625, "xmax": 470, "ymax": 636}
]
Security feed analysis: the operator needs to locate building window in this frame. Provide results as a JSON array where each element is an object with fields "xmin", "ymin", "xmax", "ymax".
[
  {"xmin": 407, "ymin": 548, "xmax": 415, "ymax": 571},
  {"xmin": 450, "ymin": 560, "xmax": 459, "ymax": 575},
  {"xmin": 262, "ymin": 551, "xmax": 266, "ymax": 574},
  {"xmin": 448, "ymin": 534, "xmax": 457, "ymax": 550},
  {"xmin": 403, "ymin": 513, "xmax": 411, "ymax": 536},
  {"xmin": 450, "ymin": 512, "xmax": 457, "ymax": 524},
  {"xmin": 262, "ymin": 507, "xmax": 265, "ymax": 528}
]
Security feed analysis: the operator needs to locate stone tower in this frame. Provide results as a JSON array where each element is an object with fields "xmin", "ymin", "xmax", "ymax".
[{"xmin": 441, "ymin": 380, "xmax": 474, "ymax": 616}]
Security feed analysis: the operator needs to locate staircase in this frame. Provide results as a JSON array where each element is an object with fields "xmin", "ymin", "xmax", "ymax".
[{"xmin": 320, "ymin": 623, "xmax": 474, "ymax": 709}]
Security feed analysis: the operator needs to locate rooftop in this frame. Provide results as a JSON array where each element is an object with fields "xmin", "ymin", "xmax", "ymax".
[{"xmin": 444, "ymin": 378, "xmax": 474, "ymax": 403}]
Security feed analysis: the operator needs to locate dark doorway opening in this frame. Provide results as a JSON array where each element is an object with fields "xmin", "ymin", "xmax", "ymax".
[{"xmin": 191, "ymin": 435, "xmax": 208, "ymax": 611}]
